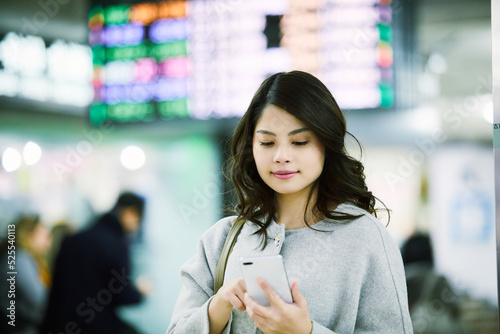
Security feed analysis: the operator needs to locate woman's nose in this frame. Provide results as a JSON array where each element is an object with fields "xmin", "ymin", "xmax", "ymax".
[{"xmin": 273, "ymin": 145, "xmax": 291, "ymax": 163}]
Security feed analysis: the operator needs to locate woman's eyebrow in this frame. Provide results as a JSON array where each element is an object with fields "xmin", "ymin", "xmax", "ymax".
[
  {"xmin": 255, "ymin": 129, "xmax": 276, "ymax": 136},
  {"xmin": 288, "ymin": 128, "xmax": 310, "ymax": 136},
  {"xmin": 255, "ymin": 128, "xmax": 311, "ymax": 136}
]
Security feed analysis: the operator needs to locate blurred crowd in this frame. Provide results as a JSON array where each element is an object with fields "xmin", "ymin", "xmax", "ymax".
[{"xmin": 0, "ymin": 192, "xmax": 151, "ymax": 334}]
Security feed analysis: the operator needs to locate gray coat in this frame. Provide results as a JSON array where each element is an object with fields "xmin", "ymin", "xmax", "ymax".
[{"xmin": 167, "ymin": 202, "xmax": 413, "ymax": 333}]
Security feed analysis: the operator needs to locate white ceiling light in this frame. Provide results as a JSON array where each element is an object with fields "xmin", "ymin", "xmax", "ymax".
[
  {"xmin": 120, "ymin": 146, "xmax": 146, "ymax": 170},
  {"xmin": 23, "ymin": 141, "xmax": 42, "ymax": 165},
  {"xmin": 2, "ymin": 148, "xmax": 22, "ymax": 172}
]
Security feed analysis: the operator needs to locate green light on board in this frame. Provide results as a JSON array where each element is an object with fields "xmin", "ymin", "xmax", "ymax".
[
  {"xmin": 377, "ymin": 23, "xmax": 392, "ymax": 43},
  {"xmin": 106, "ymin": 44, "xmax": 148, "ymax": 61},
  {"xmin": 92, "ymin": 45, "xmax": 105, "ymax": 65},
  {"xmin": 105, "ymin": 41, "xmax": 188, "ymax": 61},
  {"xmin": 379, "ymin": 83, "xmax": 394, "ymax": 108},
  {"xmin": 89, "ymin": 104, "xmax": 107, "ymax": 125},
  {"xmin": 104, "ymin": 5, "xmax": 130, "ymax": 25},
  {"xmin": 107, "ymin": 103, "xmax": 155, "ymax": 122},
  {"xmin": 151, "ymin": 40, "xmax": 188, "ymax": 60},
  {"xmin": 158, "ymin": 99, "xmax": 189, "ymax": 119}
]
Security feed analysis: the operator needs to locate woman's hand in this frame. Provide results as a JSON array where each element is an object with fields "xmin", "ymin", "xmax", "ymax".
[
  {"xmin": 209, "ymin": 277, "xmax": 247, "ymax": 334},
  {"xmin": 244, "ymin": 278, "xmax": 312, "ymax": 334},
  {"xmin": 215, "ymin": 277, "xmax": 247, "ymax": 311}
]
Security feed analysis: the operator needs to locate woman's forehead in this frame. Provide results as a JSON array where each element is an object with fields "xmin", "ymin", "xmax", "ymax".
[{"xmin": 255, "ymin": 105, "xmax": 307, "ymax": 131}]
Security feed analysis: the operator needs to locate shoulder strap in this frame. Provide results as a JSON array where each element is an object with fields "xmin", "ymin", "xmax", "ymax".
[{"xmin": 213, "ymin": 219, "xmax": 245, "ymax": 294}]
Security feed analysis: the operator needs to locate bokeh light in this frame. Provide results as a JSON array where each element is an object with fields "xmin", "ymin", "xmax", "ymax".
[
  {"xmin": 23, "ymin": 141, "xmax": 42, "ymax": 165},
  {"xmin": 2, "ymin": 148, "xmax": 22, "ymax": 172},
  {"xmin": 120, "ymin": 145, "xmax": 146, "ymax": 170}
]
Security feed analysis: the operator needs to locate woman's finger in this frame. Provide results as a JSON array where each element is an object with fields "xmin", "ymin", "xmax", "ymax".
[
  {"xmin": 227, "ymin": 294, "xmax": 246, "ymax": 311},
  {"xmin": 257, "ymin": 277, "xmax": 285, "ymax": 307},
  {"xmin": 244, "ymin": 292, "xmax": 267, "ymax": 318}
]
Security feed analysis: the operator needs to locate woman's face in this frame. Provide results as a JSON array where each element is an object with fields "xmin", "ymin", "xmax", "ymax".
[
  {"xmin": 30, "ymin": 224, "xmax": 52, "ymax": 255},
  {"xmin": 252, "ymin": 105, "xmax": 325, "ymax": 199}
]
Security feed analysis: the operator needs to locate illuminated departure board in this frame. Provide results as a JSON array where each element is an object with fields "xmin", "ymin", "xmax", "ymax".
[{"xmin": 89, "ymin": 0, "xmax": 394, "ymax": 125}]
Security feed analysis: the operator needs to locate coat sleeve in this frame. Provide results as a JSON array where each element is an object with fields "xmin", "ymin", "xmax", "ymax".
[
  {"xmin": 167, "ymin": 217, "xmax": 235, "ymax": 334},
  {"xmin": 352, "ymin": 222, "xmax": 414, "ymax": 334}
]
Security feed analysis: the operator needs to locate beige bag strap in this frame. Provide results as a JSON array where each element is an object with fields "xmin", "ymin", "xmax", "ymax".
[{"xmin": 213, "ymin": 219, "xmax": 245, "ymax": 294}]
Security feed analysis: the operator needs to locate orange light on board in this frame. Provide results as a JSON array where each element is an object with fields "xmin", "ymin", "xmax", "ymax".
[
  {"xmin": 89, "ymin": 15, "xmax": 104, "ymax": 30},
  {"xmin": 130, "ymin": 3, "xmax": 158, "ymax": 25},
  {"xmin": 158, "ymin": 1, "xmax": 187, "ymax": 19}
]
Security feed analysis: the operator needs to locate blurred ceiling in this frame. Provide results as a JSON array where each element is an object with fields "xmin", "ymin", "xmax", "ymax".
[
  {"xmin": 0, "ymin": 0, "xmax": 88, "ymax": 43},
  {"xmin": 0, "ymin": 0, "xmax": 493, "ymax": 143}
]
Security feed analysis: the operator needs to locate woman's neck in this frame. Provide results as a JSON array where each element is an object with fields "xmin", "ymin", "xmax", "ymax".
[{"xmin": 274, "ymin": 191, "xmax": 321, "ymax": 230}]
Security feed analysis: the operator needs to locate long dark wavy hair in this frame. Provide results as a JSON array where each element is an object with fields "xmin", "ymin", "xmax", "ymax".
[{"xmin": 227, "ymin": 71, "xmax": 387, "ymax": 247}]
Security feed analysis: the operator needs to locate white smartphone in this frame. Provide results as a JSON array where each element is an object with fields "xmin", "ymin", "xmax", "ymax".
[{"xmin": 239, "ymin": 255, "xmax": 293, "ymax": 306}]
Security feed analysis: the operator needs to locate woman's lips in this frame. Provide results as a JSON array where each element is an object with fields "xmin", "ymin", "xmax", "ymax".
[{"xmin": 272, "ymin": 170, "xmax": 298, "ymax": 179}]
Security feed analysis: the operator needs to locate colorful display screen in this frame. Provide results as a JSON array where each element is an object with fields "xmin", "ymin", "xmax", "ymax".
[{"xmin": 89, "ymin": 0, "xmax": 394, "ymax": 125}]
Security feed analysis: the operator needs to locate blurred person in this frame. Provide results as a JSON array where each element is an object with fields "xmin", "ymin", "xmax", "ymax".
[
  {"xmin": 0, "ymin": 215, "xmax": 52, "ymax": 334},
  {"xmin": 40, "ymin": 192, "xmax": 149, "ymax": 334},
  {"xmin": 167, "ymin": 71, "xmax": 412, "ymax": 333},
  {"xmin": 402, "ymin": 233, "xmax": 465, "ymax": 333},
  {"xmin": 46, "ymin": 221, "xmax": 75, "ymax": 273}
]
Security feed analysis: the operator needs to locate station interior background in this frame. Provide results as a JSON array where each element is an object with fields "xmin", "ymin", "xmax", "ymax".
[{"xmin": 0, "ymin": 0, "xmax": 497, "ymax": 333}]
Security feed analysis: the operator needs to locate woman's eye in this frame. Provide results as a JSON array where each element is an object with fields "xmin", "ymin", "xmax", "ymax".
[
  {"xmin": 293, "ymin": 141, "xmax": 308, "ymax": 146},
  {"xmin": 260, "ymin": 142, "xmax": 274, "ymax": 147}
]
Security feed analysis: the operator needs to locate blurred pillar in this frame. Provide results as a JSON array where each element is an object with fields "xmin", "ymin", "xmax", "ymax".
[{"xmin": 493, "ymin": 0, "xmax": 500, "ymax": 319}]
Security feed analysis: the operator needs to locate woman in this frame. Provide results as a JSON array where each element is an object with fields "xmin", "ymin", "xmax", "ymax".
[
  {"xmin": 0, "ymin": 215, "xmax": 52, "ymax": 334},
  {"xmin": 167, "ymin": 71, "xmax": 413, "ymax": 333}
]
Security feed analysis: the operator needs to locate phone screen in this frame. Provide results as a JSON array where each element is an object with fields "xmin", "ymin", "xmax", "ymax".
[{"xmin": 240, "ymin": 255, "xmax": 293, "ymax": 306}]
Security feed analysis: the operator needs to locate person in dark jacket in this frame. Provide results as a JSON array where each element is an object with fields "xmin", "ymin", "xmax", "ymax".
[
  {"xmin": 402, "ymin": 233, "xmax": 465, "ymax": 334},
  {"xmin": 40, "ymin": 192, "xmax": 147, "ymax": 334}
]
